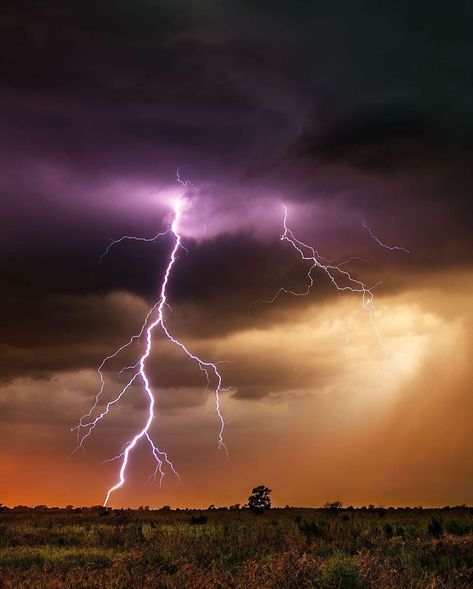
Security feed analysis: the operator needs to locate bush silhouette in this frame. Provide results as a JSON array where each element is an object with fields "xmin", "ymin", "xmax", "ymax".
[
  {"xmin": 428, "ymin": 517, "xmax": 443, "ymax": 537},
  {"xmin": 324, "ymin": 500, "xmax": 343, "ymax": 512}
]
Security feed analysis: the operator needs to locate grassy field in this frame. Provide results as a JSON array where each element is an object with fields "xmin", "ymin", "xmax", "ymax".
[{"xmin": 0, "ymin": 505, "xmax": 472, "ymax": 588}]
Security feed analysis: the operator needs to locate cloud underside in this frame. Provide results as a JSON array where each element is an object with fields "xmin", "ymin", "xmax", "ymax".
[{"xmin": 1, "ymin": 1, "xmax": 472, "ymax": 505}]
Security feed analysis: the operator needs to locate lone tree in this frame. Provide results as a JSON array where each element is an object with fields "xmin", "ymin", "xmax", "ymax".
[{"xmin": 248, "ymin": 485, "xmax": 272, "ymax": 514}]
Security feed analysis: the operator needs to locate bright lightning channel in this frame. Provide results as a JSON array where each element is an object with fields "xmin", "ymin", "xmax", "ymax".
[
  {"xmin": 74, "ymin": 196, "xmax": 228, "ymax": 507},
  {"xmin": 76, "ymin": 196, "xmax": 407, "ymax": 506}
]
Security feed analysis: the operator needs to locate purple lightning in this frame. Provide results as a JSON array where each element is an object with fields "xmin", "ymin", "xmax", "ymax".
[
  {"xmin": 263, "ymin": 205, "xmax": 384, "ymax": 343},
  {"xmin": 76, "ymin": 195, "xmax": 407, "ymax": 505},
  {"xmin": 176, "ymin": 166, "xmax": 192, "ymax": 187},
  {"xmin": 362, "ymin": 218, "xmax": 410, "ymax": 253},
  {"xmin": 75, "ymin": 196, "xmax": 228, "ymax": 506},
  {"xmin": 99, "ymin": 230, "xmax": 171, "ymax": 264}
]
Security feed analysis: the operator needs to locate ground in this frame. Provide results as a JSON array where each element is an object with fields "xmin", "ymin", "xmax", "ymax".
[{"xmin": 0, "ymin": 506, "xmax": 472, "ymax": 588}]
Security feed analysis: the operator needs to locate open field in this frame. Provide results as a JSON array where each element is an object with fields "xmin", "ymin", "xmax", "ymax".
[{"xmin": 0, "ymin": 506, "xmax": 472, "ymax": 588}]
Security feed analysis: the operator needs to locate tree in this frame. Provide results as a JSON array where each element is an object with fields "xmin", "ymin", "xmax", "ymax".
[{"xmin": 248, "ymin": 485, "xmax": 272, "ymax": 514}]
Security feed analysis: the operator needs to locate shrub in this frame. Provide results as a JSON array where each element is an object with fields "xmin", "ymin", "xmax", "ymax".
[
  {"xmin": 324, "ymin": 500, "xmax": 343, "ymax": 512},
  {"xmin": 189, "ymin": 514, "xmax": 207, "ymax": 525},
  {"xmin": 321, "ymin": 553, "xmax": 362, "ymax": 589},
  {"xmin": 428, "ymin": 518, "xmax": 443, "ymax": 538}
]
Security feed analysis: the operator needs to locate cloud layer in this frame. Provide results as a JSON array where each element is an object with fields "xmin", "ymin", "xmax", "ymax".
[{"xmin": 1, "ymin": 0, "xmax": 472, "ymax": 507}]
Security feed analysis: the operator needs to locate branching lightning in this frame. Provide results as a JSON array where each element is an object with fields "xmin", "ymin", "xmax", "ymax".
[
  {"xmin": 176, "ymin": 166, "xmax": 192, "ymax": 187},
  {"xmin": 262, "ymin": 205, "xmax": 384, "ymax": 343},
  {"xmin": 262, "ymin": 206, "xmax": 409, "ymax": 352},
  {"xmin": 74, "ymin": 194, "xmax": 228, "ymax": 506},
  {"xmin": 99, "ymin": 230, "xmax": 171, "ymax": 264},
  {"xmin": 75, "ymin": 188, "xmax": 409, "ymax": 506}
]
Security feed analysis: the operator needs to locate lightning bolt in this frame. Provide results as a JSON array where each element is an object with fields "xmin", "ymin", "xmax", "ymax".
[
  {"xmin": 176, "ymin": 166, "xmax": 192, "ymax": 187},
  {"xmin": 263, "ymin": 205, "xmax": 384, "ymax": 344},
  {"xmin": 76, "ymin": 194, "xmax": 407, "ymax": 505},
  {"xmin": 99, "ymin": 230, "xmax": 171, "ymax": 264},
  {"xmin": 362, "ymin": 218, "xmax": 410, "ymax": 253},
  {"xmin": 264, "ymin": 206, "xmax": 409, "ymax": 361},
  {"xmin": 75, "ymin": 195, "xmax": 228, "ymax": 507}
]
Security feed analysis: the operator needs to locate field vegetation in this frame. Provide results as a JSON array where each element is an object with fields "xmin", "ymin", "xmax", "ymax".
[{"xmin": 0, "ymin": 502, "xmax": 472, "ymax": 588}]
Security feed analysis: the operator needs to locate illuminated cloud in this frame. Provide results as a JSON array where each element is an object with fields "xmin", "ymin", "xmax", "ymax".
[{"xmin": 1, "ymin": 1, "xmax": 472, "ymax": 506}]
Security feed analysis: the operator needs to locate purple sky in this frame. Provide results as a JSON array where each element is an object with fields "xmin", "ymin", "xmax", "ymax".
[{"xmin": 1, "ymin": 1, "xmax": 472, "ymax": 507}]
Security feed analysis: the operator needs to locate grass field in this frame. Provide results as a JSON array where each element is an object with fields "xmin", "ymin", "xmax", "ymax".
[{"xmin": 0, "ymin": 505, "xmax": 472, "ymax": 588}]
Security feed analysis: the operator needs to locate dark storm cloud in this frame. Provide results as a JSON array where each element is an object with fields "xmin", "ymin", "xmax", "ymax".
[
  {"xmin": 0, "ymin": 0, "xmax": 299, "ymax": 181},
  {"xmin": 298, "ymin": 107, "xmax": 461, "ymax": 173},
  {"xmin": 1, "ymin": 0, "xmax": 472, "ymax": 389},
  {"xmin": 0, "ymin": 221, "xmax": 406, "ymax": 384},
  {"xmin": 290, "ymin": 104, "xmax": 473, "ymax": 268},
  {"xmin": 0, "ymin": 292, "xmax": 147, "ymax": 381}
]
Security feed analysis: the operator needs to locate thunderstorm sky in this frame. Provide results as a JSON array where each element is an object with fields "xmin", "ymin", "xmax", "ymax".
[{"xmin": 1, "ymin": 1, "xmax": 472, "ymax": 508}]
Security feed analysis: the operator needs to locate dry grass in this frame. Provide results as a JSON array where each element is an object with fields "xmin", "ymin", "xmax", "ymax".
[{"xmin": 0, "ymin": 506, "xmax": 472, "ymax": 588}]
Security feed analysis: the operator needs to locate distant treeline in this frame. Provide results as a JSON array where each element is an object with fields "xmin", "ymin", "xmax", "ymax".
[{"xmin": 1, "ymin": 503, "xmax": 471, "ymax": 512}]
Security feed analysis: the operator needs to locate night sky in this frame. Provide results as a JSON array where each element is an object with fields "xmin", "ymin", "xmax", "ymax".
[{"xmin": 1, "ymin": 1, "xmax": 472, "ymax": 508}]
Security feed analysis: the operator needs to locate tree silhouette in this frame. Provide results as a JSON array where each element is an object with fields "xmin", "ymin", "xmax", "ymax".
[{"xmin": 248, "ymin": 485, "xmax": 272, "ymax": 514}]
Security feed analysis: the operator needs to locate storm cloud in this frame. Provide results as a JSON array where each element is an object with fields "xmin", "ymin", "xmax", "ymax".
[{"xmin": 1, "ymin": 0, "xmax": 472, "ymax": 507}]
